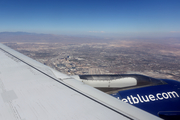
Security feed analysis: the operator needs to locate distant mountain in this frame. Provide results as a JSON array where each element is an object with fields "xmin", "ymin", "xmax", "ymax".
[
  {"xmin": 0, "ymin": 32, "xmax": 37, "ymax": 35},
  {"xmin": 0, "ymin": 32, "xmax": 110, "ymax": 43}
]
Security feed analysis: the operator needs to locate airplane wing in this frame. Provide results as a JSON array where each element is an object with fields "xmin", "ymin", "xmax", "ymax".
[{"xmin": 0, "ymin": 43, "xmax": 162, "ymax": 120}]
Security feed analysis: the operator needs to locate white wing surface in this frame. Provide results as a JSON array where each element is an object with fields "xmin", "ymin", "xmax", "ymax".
[{"xmin": 0, "ymin": 43, "xmax": 162, "ymax": 120}]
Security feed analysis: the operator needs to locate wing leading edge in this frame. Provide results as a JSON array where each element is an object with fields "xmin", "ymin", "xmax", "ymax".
[{"xmin": 0, "ymin": 43, "xmax": 162, "ymax": 120}]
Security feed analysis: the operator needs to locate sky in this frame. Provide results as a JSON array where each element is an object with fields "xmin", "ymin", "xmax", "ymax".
[{"xmin": 0, "ymin": 0, "xmax": 180, "ymax": 38}]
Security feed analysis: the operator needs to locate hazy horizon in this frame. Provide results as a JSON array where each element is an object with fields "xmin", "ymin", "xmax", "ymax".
[{"xmin": 0, "ymin": 31, "xmax": 180, "ymax": 45}]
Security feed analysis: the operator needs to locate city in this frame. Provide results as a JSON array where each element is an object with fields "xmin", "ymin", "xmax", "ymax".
[{"xmin": 4, "ymin": 40, "xmax": 180, "ymax": 81}]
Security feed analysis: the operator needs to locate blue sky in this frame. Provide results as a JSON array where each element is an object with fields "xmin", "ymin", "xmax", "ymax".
[{"xmin": 0, "ymin": 0, "xmax": 180, "ymax": 38}]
